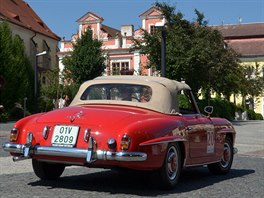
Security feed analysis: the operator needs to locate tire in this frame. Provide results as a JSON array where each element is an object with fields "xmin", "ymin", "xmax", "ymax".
[
  {"xmin": 157, "ymin": 143, "xmax": 182, "ymax": 190},
  {"xmin": 32, "ymin": 159, "xmax": 65, "ymax": 180},
  {"xmin": 208, "ymin": 137, "xmax": 234, "ymax": 175}
]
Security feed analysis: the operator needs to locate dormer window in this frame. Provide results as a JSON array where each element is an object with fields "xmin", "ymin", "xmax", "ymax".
[
  {"xmin": 13, "ymin": 15, "xmax": 20, "ymax": 21},
  {"xmin": 150, "ymin": 25, "xmax": 158, "ymax": 34}
]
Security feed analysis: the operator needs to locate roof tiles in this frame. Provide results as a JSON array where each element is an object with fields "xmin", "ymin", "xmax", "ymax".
[{"xmin": 0, "ymin": 0, "xmax": 60, "ymax": 40}]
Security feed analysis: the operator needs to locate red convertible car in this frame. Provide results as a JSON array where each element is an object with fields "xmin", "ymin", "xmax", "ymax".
[{"xmin": 3, "ymin": 76, "xmax": 237, "ymax": 189}]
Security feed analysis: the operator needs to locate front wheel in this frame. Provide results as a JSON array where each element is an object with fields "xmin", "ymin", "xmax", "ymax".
[
  {"xmin": 157, "ymin": 143, "xmax": 182, "ymax": 190},
  {"xmin": 208, "ymin": 137, "xmax": 234, "ymax": 175},
  {"xmin": 32, "ymin": 159, "xmax": 65, "ymax": 180}
]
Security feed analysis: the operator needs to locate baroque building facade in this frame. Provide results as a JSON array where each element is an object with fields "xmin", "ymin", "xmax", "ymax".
[
  {"xmin": 58, "ymin": 7, "xmax": 264, "ymax": 117},
  {"xmin": 58, "ymin": 7, "xmax": 164, "ymax": 76}
]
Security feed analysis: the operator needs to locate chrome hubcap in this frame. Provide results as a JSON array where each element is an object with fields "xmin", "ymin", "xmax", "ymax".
[
  {"xmin": 221, "ymin": 142, "xmax": 231, "ymax": 168},
  {"xmin": 167, "ymin": 147, "xmax": 178, "ymax": 180}
]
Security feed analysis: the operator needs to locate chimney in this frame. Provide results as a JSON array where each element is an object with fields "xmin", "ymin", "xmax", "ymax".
[{"xmin": 121, "ymin": 25, "xmax": 134, "ymax": 37}]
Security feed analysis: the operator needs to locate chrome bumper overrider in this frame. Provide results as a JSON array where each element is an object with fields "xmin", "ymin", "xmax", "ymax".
[{"xmin": 2, "ymin": 143, "xmax": 147, "ymax": 163}]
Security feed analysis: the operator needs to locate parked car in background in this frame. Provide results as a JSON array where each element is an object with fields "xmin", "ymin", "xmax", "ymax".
[{"xmin": 3, "ymin": 76, "xmax": 237, "ymax": 189}]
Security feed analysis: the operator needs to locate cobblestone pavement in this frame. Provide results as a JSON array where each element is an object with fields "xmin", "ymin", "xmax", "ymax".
[
  {"xmin": 232, "ymin": 121, "xmax": 264, "ymax": 157},
  {"xmin": 0, "ymin": 154, "xmax": 263, "ymax": 198}
]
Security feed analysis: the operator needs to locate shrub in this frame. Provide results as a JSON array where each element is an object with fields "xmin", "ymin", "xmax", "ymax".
[
  {"xmin": 197, "ymin": 98, "xmax": 236, "ymax": 120},
  {"xmin": 9, "ymin": 104, "xmax": 24, "ymax": 120},
  {"xmin": 255, "ymin": 113, "xmax": 264, "ymax": 120},
  {"xmin": 0, "ymin": 111, "xmax": 10, "ymax": 122},
  {"xmin": 247, "ymin": 110, "xmax": 264, "ymax": 120},
  {"xmin": 247, "ymin": 109, "xmax": 256, "ymax": 120}
]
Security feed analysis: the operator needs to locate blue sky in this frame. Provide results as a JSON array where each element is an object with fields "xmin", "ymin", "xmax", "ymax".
[{"xmin": 25, "ymin": 0, "xmax": 264, "ymax": 40}]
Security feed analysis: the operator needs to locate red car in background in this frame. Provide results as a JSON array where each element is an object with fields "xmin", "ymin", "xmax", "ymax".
[{"xmin": 3, "ymin": 76, "xmax": 237, "ymax": 189}]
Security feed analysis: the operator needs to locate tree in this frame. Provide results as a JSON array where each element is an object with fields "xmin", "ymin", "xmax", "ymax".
[
  {"xmin": 240, "ymin": 62, "xmax": 264, "ymax": 109},
  {"xmin": 0, "ymin": 21, "xmax": 34, "ymax": 113},
  {"xmin": 39, "ymin": 67, "xmax": 62, "ymax": 111},
  {"xmin": 132, "ymin": 3, "xmax": 244, "ymax": 98},
  {"xmin": 62, "ymin": 29, "xmax": 106, "ymax": 85}
]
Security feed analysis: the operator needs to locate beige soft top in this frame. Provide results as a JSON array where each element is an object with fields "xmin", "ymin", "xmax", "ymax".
[{"xmin": 70, "ymin": 76, "xmax": 191, "ymax": 114}]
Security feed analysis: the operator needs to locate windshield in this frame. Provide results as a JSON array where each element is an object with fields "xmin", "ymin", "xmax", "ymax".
[{"xmin": 80, "ymin": 84, "xmax": 152, "ymax": 103}]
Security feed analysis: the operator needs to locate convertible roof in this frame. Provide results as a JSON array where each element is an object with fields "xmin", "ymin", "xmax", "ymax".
[
  {"xmin": 71, "ymin": 76, "xmax": 191, "ymax": 114},
  {"xmin": 94, "ymin": 76, "xmax": 191, "ymax": 92}
]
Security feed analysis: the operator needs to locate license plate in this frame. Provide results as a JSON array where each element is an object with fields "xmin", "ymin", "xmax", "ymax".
[{"xmin": 51, "ymin": 125, "xmax": 79, "ymax": 147}]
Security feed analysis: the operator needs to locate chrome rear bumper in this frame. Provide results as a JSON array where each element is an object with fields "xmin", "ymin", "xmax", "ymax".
[{"xmin": 2, "ymin": 142, "xmax": 147, "ymax": 162}]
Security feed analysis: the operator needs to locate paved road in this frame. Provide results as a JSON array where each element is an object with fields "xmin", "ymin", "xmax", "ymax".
[
  {"xmin": 0, "ymin": 121, "xmax": 263, "ymax": 197},
  {"xmin": 232, "ymin": 120, "xmax": 264, "ymax": 157},
  {"xmin": 0, "ymin": 153, "xmax": 263, "ymax": 197}
]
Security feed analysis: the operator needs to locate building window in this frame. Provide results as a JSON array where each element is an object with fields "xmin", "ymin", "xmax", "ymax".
[
  {"xmin": 84, "ymin": 27, "xmax": 94, "ymax": 38},
  {"xmin": 111, "ymin": 61, "xmax": 130, "ymax": 75},
  {"xmin": 150, "ymin": 25, "xmax": 158, "ymax": 34},
  {"xmin": 112, "ymin": 62, "xmax": 120, "ymax": 75},
  {"xmin": 121, "ymin": 62, "xmax": 129, "ymax": 71}
]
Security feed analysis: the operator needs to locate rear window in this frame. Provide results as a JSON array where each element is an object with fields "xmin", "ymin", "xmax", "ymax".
[{"xmin": 80, "ymin": 84, "xmax": 152, "ymax": 103}]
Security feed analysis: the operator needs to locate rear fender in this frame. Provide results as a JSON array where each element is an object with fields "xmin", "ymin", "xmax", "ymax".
[{"xmin": 139, "ymin": 135, "xmax": 187, "ymax": 168}]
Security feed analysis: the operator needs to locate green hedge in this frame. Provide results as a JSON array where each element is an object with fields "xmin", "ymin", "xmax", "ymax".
[
  {"xmin": 197, "ymin": 98, "xmax": 236, "ymax": 120},
  {"xmin": 197, "ymin": 98, "xmax": 263, "ymax": 120},
  {"xmin": 247, "ymin": 109, "xmax": 264, "ymax": 120},
  {"xmin": 255, "ymin": 113, "xmax": 264, "ymax": 120}
]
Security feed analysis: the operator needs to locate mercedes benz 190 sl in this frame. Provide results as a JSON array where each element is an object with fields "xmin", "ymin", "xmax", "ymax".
[{"xmin": 2, "ymin": 76, "xmax": 237, "ymax": 189}]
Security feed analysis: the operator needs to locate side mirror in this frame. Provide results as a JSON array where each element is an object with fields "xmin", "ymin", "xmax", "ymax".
[{"xmin": 204, "ymin": 106, "xmax": 213, "ymax": 116}]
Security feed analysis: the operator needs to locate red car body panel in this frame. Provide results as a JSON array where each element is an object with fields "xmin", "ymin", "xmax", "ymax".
[{"xmin": 8, "ymin": 104, "xmax": 235, "ymax": 170}]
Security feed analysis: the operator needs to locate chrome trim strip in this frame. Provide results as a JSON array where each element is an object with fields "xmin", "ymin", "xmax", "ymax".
[
  {"xmin": 2, "ymin": 143, "xmax": 147, "ymax": 162},
  {"xmin": 140, "ymin": 139, "xmax": 186, "ymax": 146},
  {"xmin": 96, "ymin": 150, "xmax": 147, "ymax": 161},
  {"xmin": 184, "ymin": 159, "xmax": 221, "ymax": 167}
]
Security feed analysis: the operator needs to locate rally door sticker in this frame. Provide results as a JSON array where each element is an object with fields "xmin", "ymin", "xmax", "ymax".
[{"xmin": 207, "ymin": 130, "xmax": 215, "ymax": 153}]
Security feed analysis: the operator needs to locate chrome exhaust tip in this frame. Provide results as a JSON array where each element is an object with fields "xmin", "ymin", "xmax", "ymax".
[{"xmin": 13, "ymin": 156, "xmax": 29, "ymax": 162}]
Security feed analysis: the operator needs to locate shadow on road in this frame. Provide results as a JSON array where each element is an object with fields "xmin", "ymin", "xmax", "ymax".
[{"xmin": 28, "ymin": 167, "xmax": 255, "ymax": 196}]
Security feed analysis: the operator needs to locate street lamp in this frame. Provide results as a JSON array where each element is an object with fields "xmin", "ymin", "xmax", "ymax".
[
  {"xmin": 35, "ymin": 51, "xmax": 47, "ymax": 113},
  {"xmin": 155, "ymin": 22, "xmax": 166, "ymax": 77}
]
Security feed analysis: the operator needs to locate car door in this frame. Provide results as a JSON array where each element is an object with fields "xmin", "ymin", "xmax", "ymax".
[{"xmin": 178, "ymin": 90, "xmax": 215, "ymax": 160}]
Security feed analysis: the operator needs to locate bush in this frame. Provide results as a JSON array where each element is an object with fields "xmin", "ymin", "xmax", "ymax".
[
  {"xmin": 9, "ymin": 103, "xmax": 24, "ymax": 120},
  {"xmin": 255, "ymin": 113, "xmax": 264, "ymax": 120},
  {"xmin": 0, "ymin": 111, "xmax": 10, "ymax": 122},
  {"xmin": 247, "ymin": 109, "xmax": 256, "ymax": 120},
  {"xmin": 197, "ymin": 98, "xmax": 236, "ymax": 120},
  {"xmin": 247, "ymin": 109, "xmax": 264, "ymax": 120}
]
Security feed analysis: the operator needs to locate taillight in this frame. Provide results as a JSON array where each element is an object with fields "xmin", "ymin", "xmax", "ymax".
[
  {"xmin": 10, "ymin": 128, "xmax": 19, "ymax": 142},
  {"xmin": 84, "ymin": 128, "xmax": 91, "ymax": 142},
  {"xmin": 120, "ymin": 134, "xmax": 131, "ymax": 151}
]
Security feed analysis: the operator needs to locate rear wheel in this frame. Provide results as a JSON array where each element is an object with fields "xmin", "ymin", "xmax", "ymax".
[
  {"xmin": 32, "ymin": 159, "xmax": 65, "ymax": 180},
  {"xmin": 157, "ymin": 143, "xmax": 182, "ymax": 189},
  {"xmin": 208, "ymin": 137, "xmax": 234, "ymax": 175}
]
